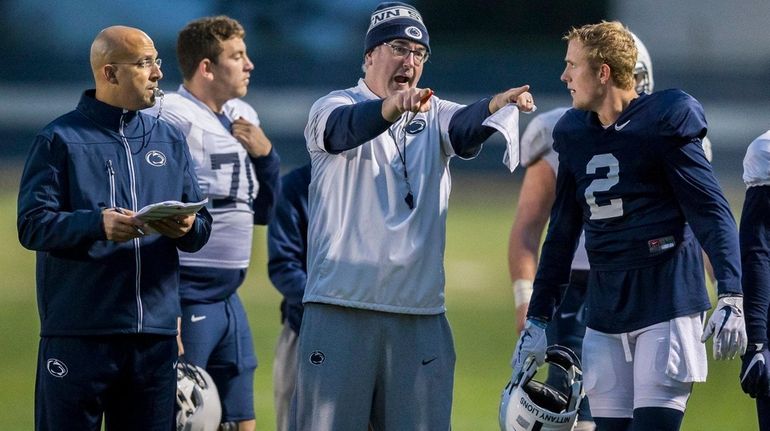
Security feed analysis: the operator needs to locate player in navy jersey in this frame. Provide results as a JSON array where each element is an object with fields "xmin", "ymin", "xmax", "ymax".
[
  {"xmin": 507, "ymin": 32, "xmax": 717, "ymax": 431},
  {"xmin": 510, "ymin": 21, "xmax": 745, "ymax": 431},
  {"xmin": 739, "ymin": 132, "xmax": 770, "ymax": 430},
  {"xmin": 507, "ymin": 32, "xmax": 660, "ymax": 431},
  {"xmin": 146, "ymin": 16, "xmax": 280, "ymax": 431}
]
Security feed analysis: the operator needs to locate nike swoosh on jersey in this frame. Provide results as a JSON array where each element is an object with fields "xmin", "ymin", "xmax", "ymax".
[
  {"xmin": 191, "ymin": 314, "xmax": 207, "ymax": 323},
  {"xmin": 614, "ymin": 120, "xmax": 631, "ymax": 131}
]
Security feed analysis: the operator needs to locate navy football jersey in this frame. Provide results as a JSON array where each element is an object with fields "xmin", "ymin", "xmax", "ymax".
[{"xmin": 529, "ymin": 90, "xmax": 741, "ymax": 332}]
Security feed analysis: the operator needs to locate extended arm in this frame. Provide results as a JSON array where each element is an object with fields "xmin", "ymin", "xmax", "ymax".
[
  {"xmin": 324, "ymin": 99, "xmax": 392, "ymax": 154},
  {"xmin": 448, "ymin": 86, "xmax": 536, "ymax": 159}
]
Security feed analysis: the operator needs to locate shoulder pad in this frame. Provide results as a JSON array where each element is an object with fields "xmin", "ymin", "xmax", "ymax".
[
  {"xmin": 223, "ymin": 98, "xmax": 259, "ymax": 125},
  {"xmin": 520, "ymin": 107, "xmax": 569, "ymax": 167},
  {"xmin": 744, "ymin": 131, "xmax": 770, "ymax": 187}
]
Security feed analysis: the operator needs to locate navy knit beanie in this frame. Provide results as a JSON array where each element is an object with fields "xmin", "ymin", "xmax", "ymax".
[{"xmin": 364, "ymin": 2, "xmax": 430, "ymax": 54}]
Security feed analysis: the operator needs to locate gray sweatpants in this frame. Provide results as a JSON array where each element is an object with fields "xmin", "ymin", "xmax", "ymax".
[
  {"xmin": 290, "ymin": 303, "xmax": 456, "ymax": 431},
  {"xmin": 273, "ymin": 322, "xmax": 299, "ymax": 431}
]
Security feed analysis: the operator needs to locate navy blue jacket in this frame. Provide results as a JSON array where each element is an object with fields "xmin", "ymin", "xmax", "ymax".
[
  {"xmin": 17, "ymin": 90, "xmax": 212, "ymax": 337},
  {"xmin": 267, "ymin": 163, "xmax": 311, "ymax": 333}
]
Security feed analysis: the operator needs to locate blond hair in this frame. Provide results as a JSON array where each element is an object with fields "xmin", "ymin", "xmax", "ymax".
[{"xmin": 564, "ymin": 21, "xmax": 637, "ymax": 90}]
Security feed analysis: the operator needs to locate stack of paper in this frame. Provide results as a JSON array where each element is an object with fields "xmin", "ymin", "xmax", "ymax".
[{"xmin": 134, "ymin": 199, "xmax": 209, "ymax": 222}]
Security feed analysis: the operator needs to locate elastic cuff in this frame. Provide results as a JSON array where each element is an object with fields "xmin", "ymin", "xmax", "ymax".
[
  {"xmin": 526, "ymin": 317, "xmax": 548, "ymax": 329},
  {"xmin": 512, "ymin": 279, "xmax": 533, "ymax": 307}
]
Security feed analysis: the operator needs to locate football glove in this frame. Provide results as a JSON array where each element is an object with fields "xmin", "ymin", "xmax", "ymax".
[
  {"xmin": 510, "ymin": 318, "xmax": 547, "ymax": 380},
  {"xmin": 701, "ymin": 295, "xmax": 747, "ymax": 360},
  {"xmin": 740, "ymin": 343, "xmax": 770, "ymax": 398}
]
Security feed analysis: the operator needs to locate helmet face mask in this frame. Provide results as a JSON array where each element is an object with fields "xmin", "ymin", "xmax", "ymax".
[
  {"xmin": 499, "ymin": 345, "xmax": 585, "ymax": 431},
  {"xmin": 176, "ymin": 359, "xmax": 222, "ymax": 431},
  {"xmin": 631, "ymin": 32, "xmax": 654, "ymax": 95}
]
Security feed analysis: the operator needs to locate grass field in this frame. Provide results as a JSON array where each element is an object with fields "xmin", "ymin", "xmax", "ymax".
[{"xmin": 0, "ymin": 166, "xmax": 759, "ymax": 430}]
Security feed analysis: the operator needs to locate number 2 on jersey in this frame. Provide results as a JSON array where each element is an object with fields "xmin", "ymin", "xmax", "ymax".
[{"xmin": 584, "ymin": 153, "xmax": 623, "ymax": 220}]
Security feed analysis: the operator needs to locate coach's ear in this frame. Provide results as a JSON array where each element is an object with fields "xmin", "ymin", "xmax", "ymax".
[
  {"xmin": 364, "ymin": 50, "xmax": 374, "ymax": 68},
  {"xmin": 103, "ymin": 64, "xmax": 118, "ymax": 85}
]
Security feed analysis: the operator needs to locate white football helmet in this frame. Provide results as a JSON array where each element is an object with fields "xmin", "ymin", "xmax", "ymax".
[
  {"xmin": 499, "ymin": 345, "xmax": 585, "ymax": 431},
  {"xmin": 631, "ymin": 32, "xmax": 654, "ymax": 94},
  {"xmin": 176, "ymin": 359, "xmax": 222, "ymax": 431}
]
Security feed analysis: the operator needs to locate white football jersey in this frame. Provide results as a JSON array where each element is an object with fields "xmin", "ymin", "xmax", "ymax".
[
  {"xmin": 743, "ymin": 131, "xmax": 770, "ymax": 188},
  {"xmin": 520, "ymin": 107, "xmax": 569, "ymax": 170},
  {"xmin": 155, "ymin": 85, "xmax": 259, "ymax": 269},
  {"xmin": 304, "ymin": 79, "xmax": 519, "ymax": 314},
  {"xmin": 520, "ymin": 107, "xmax": 589, "ymax": 271}
]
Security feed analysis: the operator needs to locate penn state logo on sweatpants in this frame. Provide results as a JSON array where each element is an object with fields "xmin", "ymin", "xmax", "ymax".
[
  {"xmin": 309, "ymin": 351, "xmax": 325, "ymax": 365},
  {"xmin": 46, "ymin": 358, "xmax": 68, "ymax": 378}
]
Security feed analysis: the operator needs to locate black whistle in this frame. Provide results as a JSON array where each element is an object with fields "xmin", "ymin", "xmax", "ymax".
[{"xmin": 405, "ymin": 192, "xmax": 414, "ymax": 210}]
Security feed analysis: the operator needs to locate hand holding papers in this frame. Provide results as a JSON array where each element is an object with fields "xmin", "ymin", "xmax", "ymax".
[{"xmin": 133, "ymin": 198, "xmax": 208, "ymax": 222}]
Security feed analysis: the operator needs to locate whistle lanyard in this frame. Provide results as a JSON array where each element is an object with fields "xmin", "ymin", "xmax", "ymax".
[{"xmin": 387, "ymin": 113, "xmax": 415, "ymax": 210}]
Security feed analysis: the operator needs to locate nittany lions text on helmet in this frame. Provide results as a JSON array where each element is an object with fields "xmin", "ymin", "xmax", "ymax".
[
  {"xmin": 631, "ymin": 31, "xmax": 654, "ymax": 95},
  {"xmin": 499, "ymin": 345, "xmax": 585, "ymax": 431},
  {"xmin": 176, "ymin": 360, "xmax": 222, "ymax": 431}
]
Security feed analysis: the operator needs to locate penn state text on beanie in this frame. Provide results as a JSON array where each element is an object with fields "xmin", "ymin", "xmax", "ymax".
[{"xmin": 364, "ymin": 2, "xmax": 430, "ymax": 54}]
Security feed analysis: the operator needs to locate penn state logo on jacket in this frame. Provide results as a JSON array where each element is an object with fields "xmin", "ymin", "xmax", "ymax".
[
  {"xmin": 145, "ymin": 150, "xmax": 167, "ymax": 167},
  {"xmin": 405, "ymin": 119, "xmax": 426, "ymax": 134}
]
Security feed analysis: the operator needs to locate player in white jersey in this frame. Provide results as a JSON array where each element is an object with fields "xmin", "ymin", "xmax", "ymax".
[
  {"xmin": 292, "ymin": 2, "xmax": 534, "ymax": 430},
  {"xmin": 739, "ymin": 132, "xmax": 770, "ymax": 430},
  {"xmin": 149, "ymin": 16, "xmax": 280, "ymax": 431}
]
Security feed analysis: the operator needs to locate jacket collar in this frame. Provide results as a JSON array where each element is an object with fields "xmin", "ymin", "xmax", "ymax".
[
  {"xmin": 76, "ymin": 89, "xmax": 138, "ymax": 132},
  {"xmin": 357, "ymin": 78, "xmax": 381, "ymax": 100}
]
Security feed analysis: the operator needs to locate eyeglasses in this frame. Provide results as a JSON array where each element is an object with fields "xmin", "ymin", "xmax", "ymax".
[
  {"xmin": 109, "ymin": 58, "xmax": 162, "ymax": 69},
  {"xmin": 382, "ymin": 42, "xmax": 429, "ymax": 65}
]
